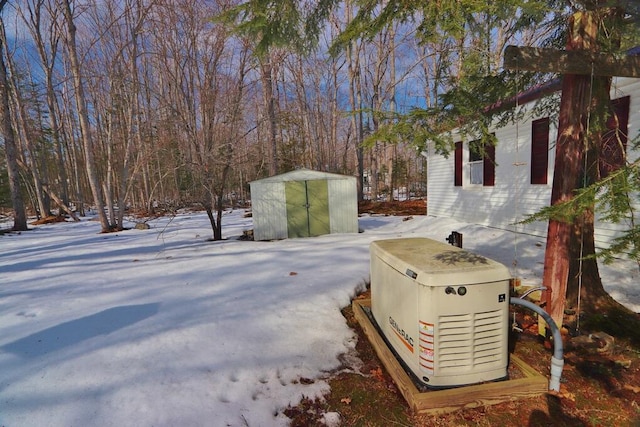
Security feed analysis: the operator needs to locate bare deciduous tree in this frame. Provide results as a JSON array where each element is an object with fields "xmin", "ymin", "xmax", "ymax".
[
  {"xmin": 0, "ymin": 0, "xmax": 27, "ymax": 231},
  {"xmin": 62, "ymin": 0, "xmax": 111, "ymax": 232}
]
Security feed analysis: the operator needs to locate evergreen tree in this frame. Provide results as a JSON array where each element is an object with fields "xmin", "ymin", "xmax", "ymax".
[
  {"xmin": 227, "ymin": 0, "xmax": 640, "ymax": 329},
  {"xmin": 338, "ymin": 0, "xmax": 640, "ymax": 331}
]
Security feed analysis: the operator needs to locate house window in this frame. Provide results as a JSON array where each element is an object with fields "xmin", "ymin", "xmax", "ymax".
[
  {"xmin": 468, "ymin": 137, "xmax": 495, "ymax": 186},
  {"xmin": 454, "ymin": 141, "xmax": 462, "ymax": 186},
  {"xmin": 531, "ymin": 118, "xmax": 549, "ymax": 184},
  {"xmin": 469, "ymin": 140, "xmax": 483, "ymax": 184},
  {"xmin": 599, "ymin": 96, "xmax": 630, "ymax": 179}
]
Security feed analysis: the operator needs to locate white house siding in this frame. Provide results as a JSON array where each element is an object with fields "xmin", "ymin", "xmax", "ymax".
[
  {"xmin": 426, "ymin": 76, "xmax": 639, "ymax": 249},
  {"xmin": 598, "ymin": 77, "xmax": 640, "ymax": 247},
  {"xmin": 426, "ymin": 104, "xmax": 555, "ymax": 237}
]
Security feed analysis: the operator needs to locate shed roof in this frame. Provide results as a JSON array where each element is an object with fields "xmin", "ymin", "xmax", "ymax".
[{"xmin": 250, "ymin": 168, "xmax": 354, "ymax": 184}]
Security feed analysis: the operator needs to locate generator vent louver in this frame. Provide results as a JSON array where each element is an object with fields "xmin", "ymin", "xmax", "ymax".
[{"xmin": 437, "ymin": 310, "xmax": 504, "ymax": 372}]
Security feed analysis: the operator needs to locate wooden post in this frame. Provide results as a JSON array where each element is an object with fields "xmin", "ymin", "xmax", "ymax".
[{"xmin": 503, "ymin": 45, "xmax": 640, "ymax": 78}]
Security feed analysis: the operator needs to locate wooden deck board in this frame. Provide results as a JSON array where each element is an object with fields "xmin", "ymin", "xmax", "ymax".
[{"xmin": 352, "ymin": 298, "xmax": 548, "ymax": 415}]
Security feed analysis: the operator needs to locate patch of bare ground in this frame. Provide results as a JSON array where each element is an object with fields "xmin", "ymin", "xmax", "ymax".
[
  {"xmin": 285, "ymin": 288, "xmax": 640, "ymax": 426},
  {"xmin": 358, "ymin": 199, "xmax": 426, "ymax": 216}
]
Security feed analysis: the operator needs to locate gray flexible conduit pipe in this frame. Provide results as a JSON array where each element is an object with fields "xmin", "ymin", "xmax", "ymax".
[{"xmin": 510, "ymin": 296, "xmax": 564, "ymax": 392}]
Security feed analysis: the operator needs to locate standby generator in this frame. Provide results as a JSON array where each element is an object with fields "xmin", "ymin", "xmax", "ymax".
[{"xmin": 370, "ymin": 237, "xmax": 511, "ymax": 388}]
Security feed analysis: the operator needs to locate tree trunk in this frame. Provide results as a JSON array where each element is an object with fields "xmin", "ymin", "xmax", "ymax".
[
  {"xmin": 212, "ymin": 182, "xmax": 225, "ymax": 241},
  {"xmin": 205, "ymin": 204, "xmax": 222, "ymax": 241},
  {"xmin": 62, "ymin": 0, "xmax": 111, "ymax": 232},
  {"xmin": 116, "ymin": 0, "xmax": 148, "ymax": 230},
  {"xmin": 260, "ymin": 57, "xmax": 278, "ymax": 176},
  {"xmin": 543, "ymin": 6, "xmax": 627, "ymax": 328},
  {"xmin": 0, "ymin": 17, "xmax": 27, "ymax": 230},
  {"xmin": 388, "ymin": 25, "xmax": 397, "ymax": 201},
  {"xmin": 345, "ymin": 2, "xmax": 364, "ymax": 201},
  {"xmin": 565, "ymin": 204, "xmax": 610, "ymax": 311},
  {"xmin": 564, "ymin": 74, "xmax": 611, "ymax": 313},
  {"xmin": 0, "ymin": 20, "xmax": 50, "ymax": 218},
  {"xmin": 542, "ymin": 75, "xmax": 593, "ymax": 328},
  {"xmin": 208, "ymin": 44, "xmax": 248, "ymax": 241}
]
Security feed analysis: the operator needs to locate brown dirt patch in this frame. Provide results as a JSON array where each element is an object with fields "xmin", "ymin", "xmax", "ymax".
[
  {"xmin": 285, "ymin": 290, "xmax": 640, "ymax": 426},
  {"xmin": 358, "ymin": 199, "xmax": 426, "ymax": 216}
]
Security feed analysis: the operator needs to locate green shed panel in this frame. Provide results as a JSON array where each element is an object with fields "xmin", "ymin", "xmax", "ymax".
[{"xmin": 285, "ymin": 180, "xmax": 330, "ymax": 238}]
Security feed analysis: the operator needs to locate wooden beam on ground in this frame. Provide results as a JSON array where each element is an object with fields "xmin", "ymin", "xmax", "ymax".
[
  {"xmin": 352, "ymin": 298, "xmax": 548, "ymax": 415},
  {"xmin": 503, "ymin": 45, "xmax": 640, "ymax": 78}
]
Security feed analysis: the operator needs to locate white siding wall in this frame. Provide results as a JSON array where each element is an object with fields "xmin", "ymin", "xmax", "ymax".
[
  {"xmin": 597, "ymin": 77, "xmax": 640, "ymax": 248},
  {"xmin": 426, "ymin": 104, "xmax": 554, "ymax": 237},
  {"xmin": 426, "ymin": 76, "xmax": 639, "ymax": 249},
  {"xmin": 328, "ymin": 177, "xmax": 359, "ymax": 234}
]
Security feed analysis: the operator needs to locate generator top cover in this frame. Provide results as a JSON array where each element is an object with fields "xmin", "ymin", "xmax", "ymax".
[{"xmin": 370, "ymin": 237, "xmax": 511, "ymax": 286}]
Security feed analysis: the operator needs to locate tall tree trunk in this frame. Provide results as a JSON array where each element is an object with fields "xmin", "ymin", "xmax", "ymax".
[
  {"xmin": 23, "ymin": 0, "xmax": 70, "ymax": 208},
  {"xmin": 388, "ymin": 25, "xmax": 397, "ymax": 201},
  {"xmin": 1, "ymin": 23, "xmax": 49, "ymax": 218},
  {"xmin": 59, "ymin": 82, "xmax": 86, "ymax": 216},
  {"xmin": 542, "ymin": 11, "xmax": 596, "ymax": 329},
  {"xmin": 565, "ymin": 4, "xmax": 626, "ymax": 316},
  {"xmin": 116, "ymin": 0, "xmax": 149, "ymax": 230},
  {"xmin": 47, "ymin": 79, "xmax": 69, "ymax": 208},
  {"xmin": 62, "ymin": 0, "xmax": 111, "ymax": 232},
  {"xmin": 0, "ymin": 6, "xmax": 27, "ymax": 230},
  {"xmin": 330, "ymin": 55, "xmax": 340, "ymax": 171},
  {"xmin": 564, "ymin": 88, "xmax": 608, "ymax": 312},
  {"xmin": 260, "ymin": 57, "xmax": 278, "ymax": 175},
  {"xmin": 344, "ymin": 2, "xmax": 364, "ymax": 200},
  {"xmin": 541, "ymin": 7, "xmax": 626, "ymax": 328},
  {"xmin": 209, "ymin": 44, "xmax": 249, "ymax": 241}
]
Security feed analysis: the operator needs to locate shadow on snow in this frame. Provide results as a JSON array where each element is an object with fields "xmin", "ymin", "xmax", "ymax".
[{"xmin": 1, "ymin": 303, "xmax": 160, "ymax": 359}]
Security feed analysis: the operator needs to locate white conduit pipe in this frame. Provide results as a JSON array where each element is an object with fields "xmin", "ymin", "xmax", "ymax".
[{"xmin": 510, "ymin": 297, "xmax": 564, "ymax": 392}]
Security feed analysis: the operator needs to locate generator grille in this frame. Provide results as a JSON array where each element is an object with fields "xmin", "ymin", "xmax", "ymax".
[{"xmin": 436, "ymin": 310, "xmax": 504, "ymax": 373}]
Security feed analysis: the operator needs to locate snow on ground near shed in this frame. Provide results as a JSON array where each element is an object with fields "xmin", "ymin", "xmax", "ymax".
[{"xmin": 1, "ymin": 210, "xmax": 638, "ymax": 426}]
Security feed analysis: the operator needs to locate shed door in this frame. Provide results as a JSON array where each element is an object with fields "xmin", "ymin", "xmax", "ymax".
[{"xmin": 285, "ymin": 180, "xmax": 330, "ymax": 238}]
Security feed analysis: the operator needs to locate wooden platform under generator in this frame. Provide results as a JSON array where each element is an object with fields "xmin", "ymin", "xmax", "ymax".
[{"xmin": 352, "ymin": 298, "xmax": 548, "ymax": 415}]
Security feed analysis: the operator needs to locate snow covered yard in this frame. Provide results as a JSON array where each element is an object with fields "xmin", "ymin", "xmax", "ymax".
[{"xmin": 1, "ymin": 210, "xmax": 638, "ymax": 426}]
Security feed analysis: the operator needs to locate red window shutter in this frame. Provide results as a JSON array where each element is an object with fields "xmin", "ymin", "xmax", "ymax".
[
  {"xmin": 454, "ymin": 141, "xmax": 462, "ymax": 186},
  {"xmin": 482, "ymin": 144, "xmax": 496, "ymax": 187},
  {"xmin": 531, "ymin": 118, "xmax": 550, "ymax": 184},
  {"xmin": 600, "ymin": 96, "xmax": 630, "ymax": 179},
  {"xmin": 483, "ymin": 143, "xmax": 495, "ymax": 186}
]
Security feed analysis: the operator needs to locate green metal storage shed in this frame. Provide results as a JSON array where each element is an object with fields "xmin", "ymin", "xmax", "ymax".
[{"xmin": 249, "ymin": 169, "xmax": 358, "ymax": 240}]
